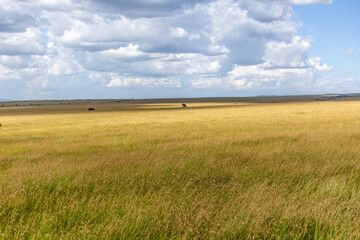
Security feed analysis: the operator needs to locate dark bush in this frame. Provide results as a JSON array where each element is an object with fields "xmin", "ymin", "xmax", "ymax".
[
  {"xmin": 88, "ymin": 108, "xmax": 95, "ymax": 111},
  {"xmin": 182, "ymin": 103, "xmax": 187, "ymax": 108}
]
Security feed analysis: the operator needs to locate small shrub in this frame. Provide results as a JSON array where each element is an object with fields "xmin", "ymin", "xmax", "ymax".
[
  {"xmin": 182, "ymin": 103, "xmax": 187, "ymax": 108},
  {"xmin": 88, "ymin": 108, "xmax": 95, "ymax": 111}
]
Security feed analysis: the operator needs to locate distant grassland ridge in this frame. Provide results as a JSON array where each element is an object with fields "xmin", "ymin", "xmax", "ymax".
[
  {"xmin": 2, "ymin": 93, "xmax": 360, "ymax": 108},
  {"xmin": 1, "ymin": 100, "xmax": 360, "ymax": 239}
]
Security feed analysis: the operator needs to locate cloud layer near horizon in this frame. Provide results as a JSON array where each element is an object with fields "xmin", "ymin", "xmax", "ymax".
[{"xmin": 0, "ymin": 0, "xmax": 342, "ymax": 99}]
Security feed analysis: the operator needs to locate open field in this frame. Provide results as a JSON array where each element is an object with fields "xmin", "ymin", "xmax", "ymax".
[{"xmin": 2, "ymin": 99, "xmax": 360, "ymax": 239}]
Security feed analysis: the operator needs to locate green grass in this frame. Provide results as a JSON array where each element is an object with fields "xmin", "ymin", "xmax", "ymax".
[{"xmin": 1, "ymin": 101, "xmax": 360, "ymax": 239}]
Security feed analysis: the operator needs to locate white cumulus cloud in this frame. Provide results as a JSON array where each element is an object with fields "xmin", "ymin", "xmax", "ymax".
[{"xmin": 0, "ymin": 0, "xmax": 343, "ymax": 99}]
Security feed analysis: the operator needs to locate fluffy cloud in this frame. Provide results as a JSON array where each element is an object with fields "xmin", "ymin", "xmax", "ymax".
[
  {"xmin": 0, "ymin": 28, "xmax": 45, "ymax": 55},
  {"xmin": 107, "ymin": 75, "xmax": 182, "ymax": 88},
  {"xmin": 224, "ymin": 56, "xmax": 331, "ymax": 90},
  {"xmin": 84, "ymin": 0, "xmax": 212, "ymax": 18},
  {"xmin": 0, "ymin": 0, "xmax": 340, "ymax": 99}
]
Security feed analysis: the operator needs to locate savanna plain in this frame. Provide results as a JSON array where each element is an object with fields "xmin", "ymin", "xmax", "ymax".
[{"xmin": 1, "ymin": 99, "xmax": 360, "ymax": 239}]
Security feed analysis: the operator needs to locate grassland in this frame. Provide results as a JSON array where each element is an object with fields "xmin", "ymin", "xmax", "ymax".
[{"xmin": 1, "ymin": 100, "xmax": 360, "ymax": 239}]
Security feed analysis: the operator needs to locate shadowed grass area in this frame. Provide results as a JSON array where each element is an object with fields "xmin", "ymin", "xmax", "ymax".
[{"xmin": 1, "ymin": 101, "xmax": 360, "ymax": 239}]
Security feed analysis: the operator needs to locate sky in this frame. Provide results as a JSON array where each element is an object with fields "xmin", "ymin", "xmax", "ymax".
[{"xmin": 0, "ymin": 0, "xmax": 359, "ymax": 100}]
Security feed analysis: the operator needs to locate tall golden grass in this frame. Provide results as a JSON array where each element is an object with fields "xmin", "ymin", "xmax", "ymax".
[{"xmin": 1, "ymin": 101, "xmax": 360, "ymax": 239}]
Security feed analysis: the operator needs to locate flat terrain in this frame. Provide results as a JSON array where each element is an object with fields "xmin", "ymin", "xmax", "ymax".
[{"xmin": 1, "ymin": 99, "xmax": 360, "ymax": 239}]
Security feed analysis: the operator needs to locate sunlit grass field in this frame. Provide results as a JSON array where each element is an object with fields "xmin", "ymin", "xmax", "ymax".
[{"xmin": 1, "ymin": 101, "xmax": 360, "ymax": 239}]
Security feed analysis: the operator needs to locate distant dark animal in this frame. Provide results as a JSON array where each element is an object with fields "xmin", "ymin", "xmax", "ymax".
[
  {"xmin": 182, "ymin": 103, "xmax": 187, "ymax": 108},
  {"xmin": 88, "ymin": 108, "xmax": 95, "ymax": 111}
]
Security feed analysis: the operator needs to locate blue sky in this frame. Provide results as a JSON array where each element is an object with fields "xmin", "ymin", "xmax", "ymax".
[
  {"xmin": 295, "ymin": 0, "xmax": 360, "ymax": 80},
  {"xmin": 0, "ymin": 0, "xmax": 359, "ymax": 100}
]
